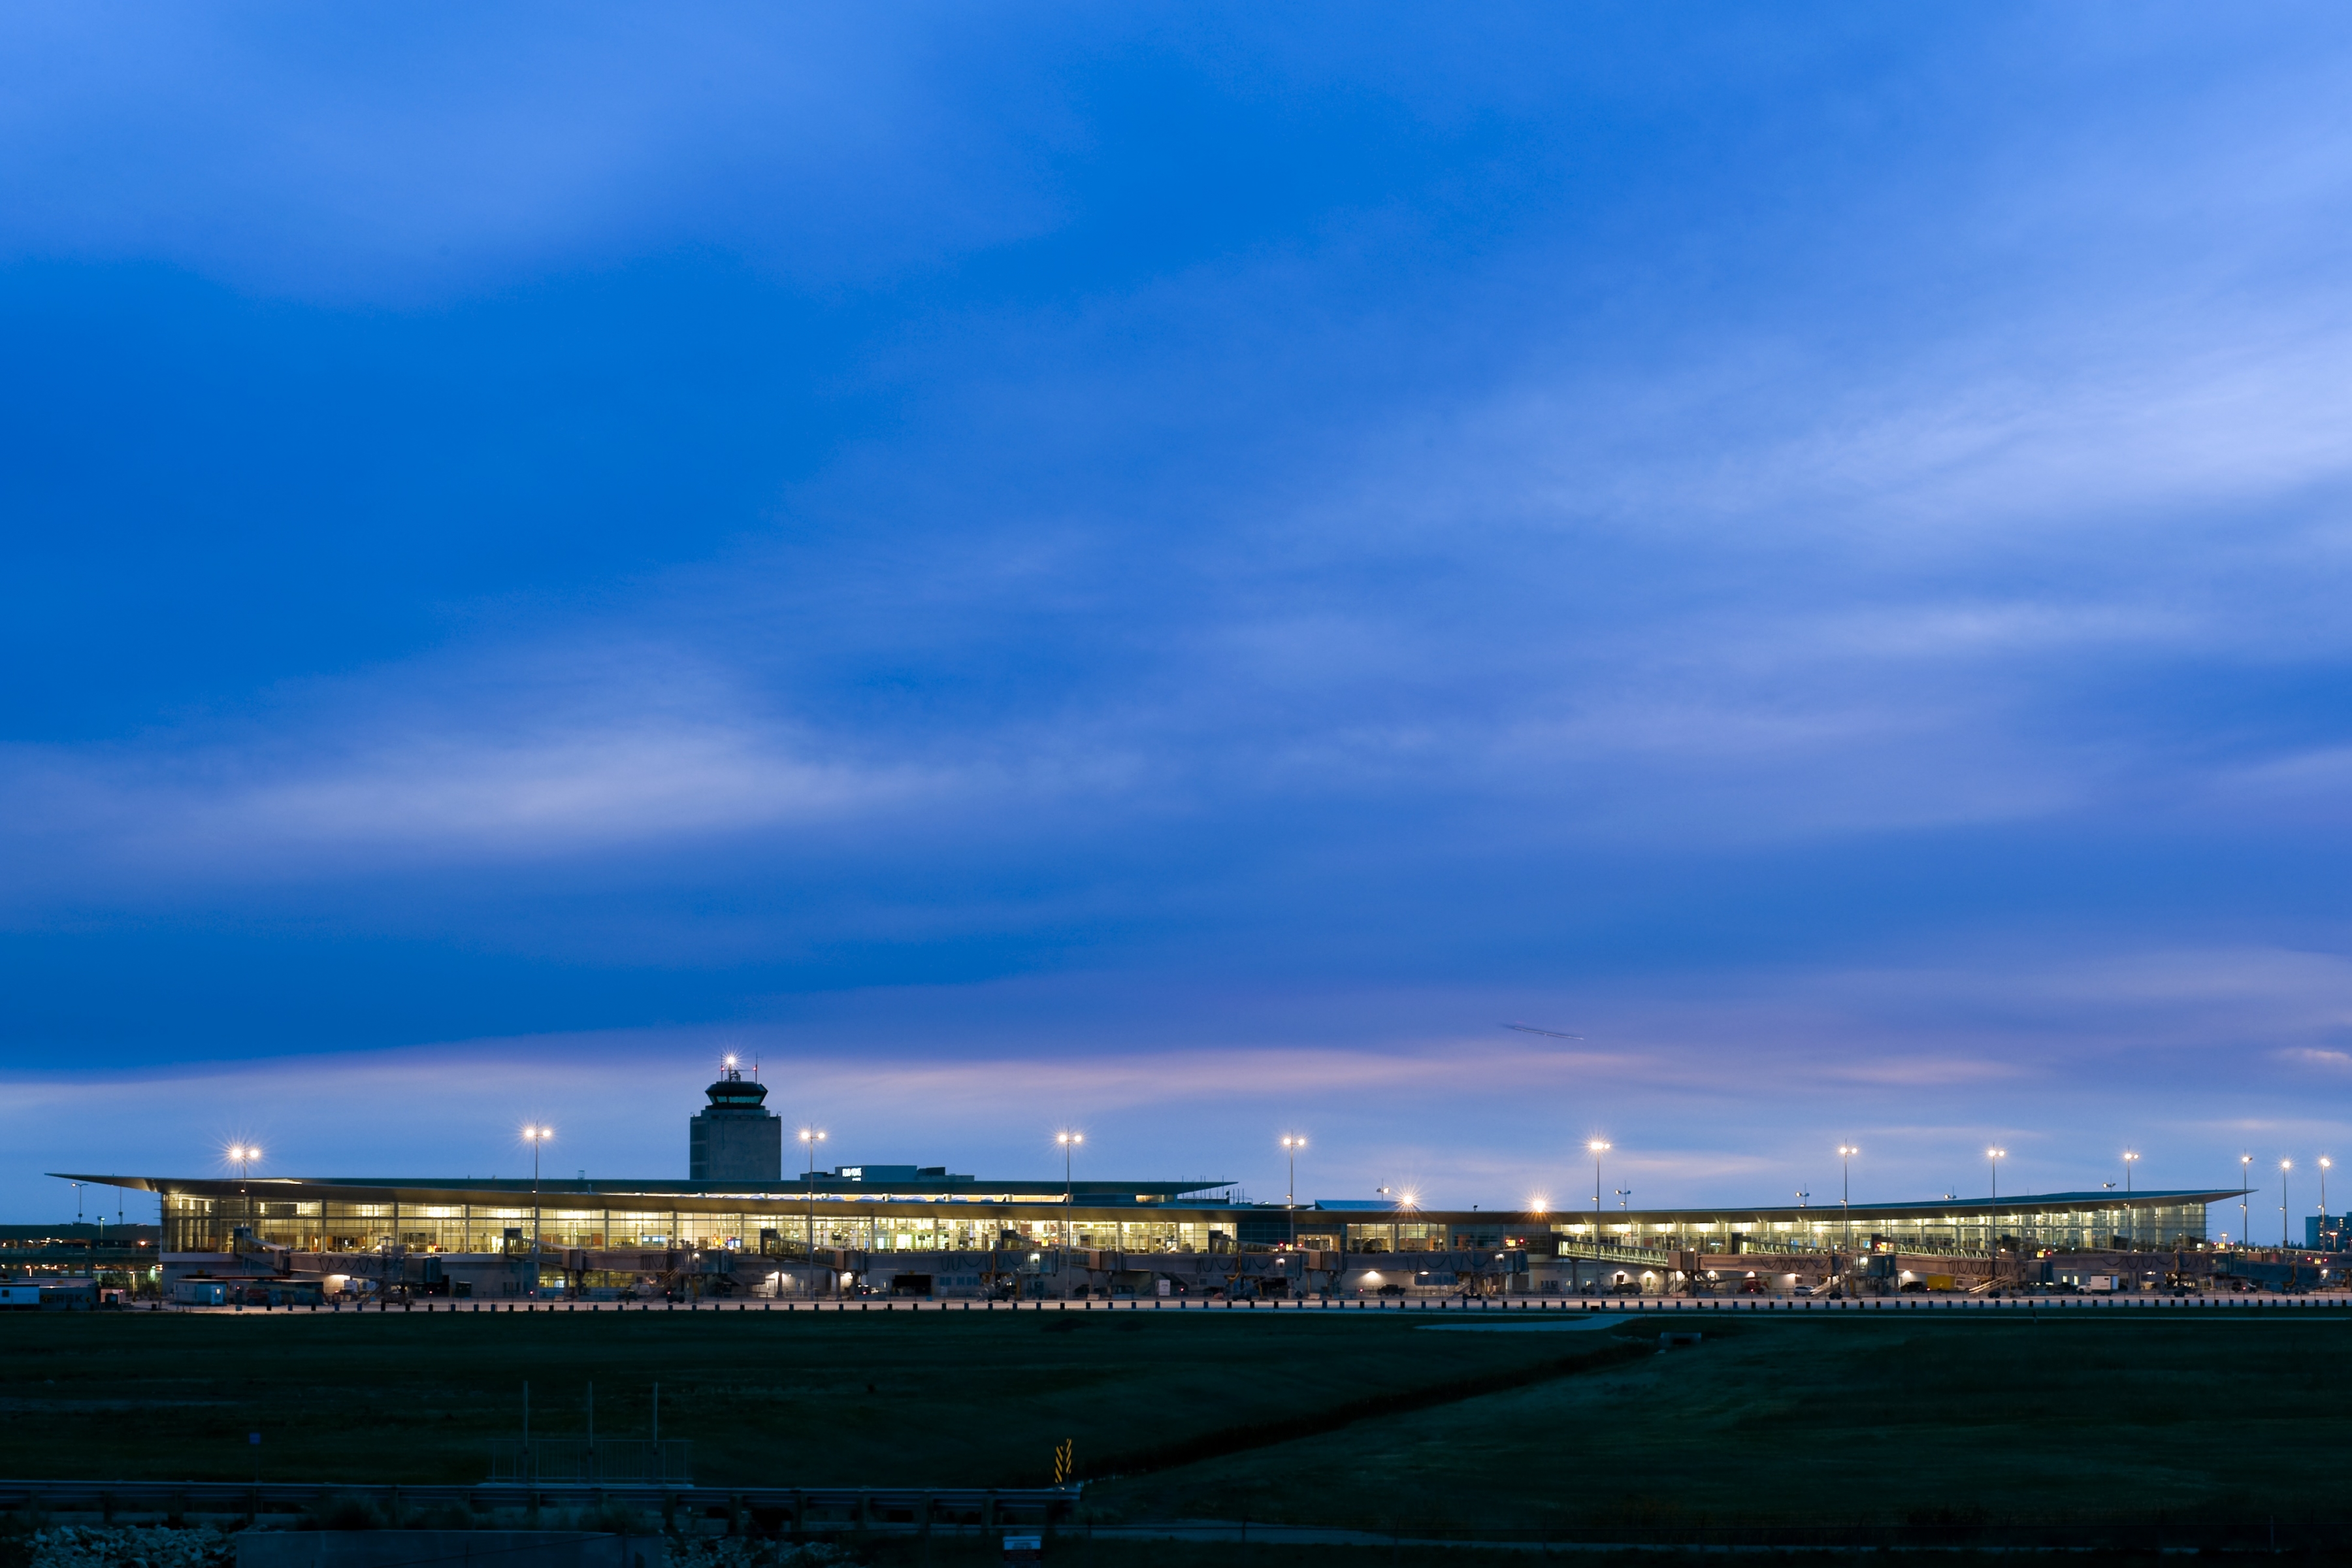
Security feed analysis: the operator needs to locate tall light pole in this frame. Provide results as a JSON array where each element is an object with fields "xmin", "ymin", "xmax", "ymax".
[
  {"xmin": 1588, "ymin": 1141, "xmax": 1610, "ymax": 1220},
  {"xmin": 227, "ymin": 1146, "xmax": 260, "ymax": 1248},
  {"xmin": 2281, "ymin": 1159, "xmax": 2292, "ymax": 1249},
  {"xmin": 2239, "ymin": 1153, "xmax": 2251, "ymax": 1249},
  {"xmin": 2321, "ymin": 1156, "xmax": 2334, "ymax": 1247},
  {"xmin": 1057, "ymin": 1132, "xmax": 1083, "ymax": 1301},
  {"xmin": 2123, "ymin": 1150, "xmax": 2138, "ymax": 1194},
  {"xmin": 1984, "ymin": 1147, "xmax": 2006, "ymax": 1266},
  {"xmin": 522, "ymin": 1126, "xmax": 552, "ymax": 1298},
  {"xmin": 1837, "ymin": 1145, "xmax": 1857, "ymax": 1267},
  {"xmin": 1281, "ymin": 1136, "xmax": 1306, "ymax": 1249},
  {"xmin": 799, "ymin": 1128, "xmax": 826, "ymax": 1296}
]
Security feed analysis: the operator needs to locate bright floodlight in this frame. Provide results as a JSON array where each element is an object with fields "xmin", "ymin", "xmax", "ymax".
[
  {"xmin": 2282, "ymin": 1158, "xmax": 2293, "ymax": 1169},
  {"xmin": 1838, "ymin": 1145, "xmax": 1858, "ymax": 1157},
  {"xmin": 1588, "ymin": 1139, "xmax": 1610, "ymax": 1153},
  {"xmin": 1281, "ymin": 1135, "xmax": 1306, "ymax": 1150},
  {"xmin": 522, "ymin": 1125, "xmax": 551, "ymax": 1143},
  {"xmin": 1058, "ymin": 1131, "xmax": 1083, "ymax": 1147},
  {"xmin": 800, "ymin": 1128, "xmax": 825, "ymax": 1143},
  {"xmin": 1986, "ymin": 1147, "xmax": 2006, "ymax": 1158}
]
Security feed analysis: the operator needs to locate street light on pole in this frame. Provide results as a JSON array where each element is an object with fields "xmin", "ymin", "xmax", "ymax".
[
  {"xmin": 2281, "ymin": 1159, "xmax": 2292, "ymax": 1249},
  {"xmin": 1057, "ymin": 1132, "xmax": 1083, "ymax": 1300},
  {"xmin": 799, "ymin": 1128, "xmax": 826, "ymax": 1296},
  {"xmin": 2321, "ymin": 1156, "xmax": 2334, "ymax": 1246},
  {"xmin": 2240, "ymin": 1154, "xmax": 2252, "ymax": 1250},
  {"xmin": 521, "ymin": 1126, "xmax": 552, "ymax": 1298},
  {"xmin": 2123, "ymin": 1150, "xmax": 2138, "ymax": 1193},
  {"xmin": 1588, "ymin": 1141, "xmax": 1610, "ymax": 1218},
  {"xmin": 1281, "ymin": 1136, "xmax": 1306, "ymax": 1249},
  {"xmin": 1837, "ymin": 1145, "xmax": 1858, "ymax": 1273}
]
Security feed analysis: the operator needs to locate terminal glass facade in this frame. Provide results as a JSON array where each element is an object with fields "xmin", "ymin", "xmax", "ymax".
[
  {"xmin": 1551, "ymin": 1198, "xmax": 2209, "ymax": 1254},
  {"xmin": 161, "ymin": 1193, "xmax": 1237, "ymax": 1256}
]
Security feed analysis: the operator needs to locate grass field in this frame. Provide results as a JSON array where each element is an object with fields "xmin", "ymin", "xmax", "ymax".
[
  {"xmin": 1089, "ymin": 1311, "xmax": 2352, "ymax": 1534},
  {"xmin": 3, "ymin": 1307, "xmax": 2346, "ymax": 1539},
  {"xmin": 0, "ymin": 1309, "xmax": 1628, "ymax": 1490}
]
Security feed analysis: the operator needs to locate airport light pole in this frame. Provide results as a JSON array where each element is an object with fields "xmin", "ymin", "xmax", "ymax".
[
  {"xmin": 2123, "ymin": 1150, "xmax": 2138, "ymax": 1194},
  {"xmin": 2239, "ymin": 1154, "xmax": 2251, "ymax": 1250},
  {"xmin": 1058, "ymin": 1132, "xmax": 1083, "ymax": 1301},
  {"xmin": 522, "ymin": 1126, "xmax": 551, "ymax": 1298},
  {"xmin": 800, "ymin": 1128, "xmax": 826, "ymax": 1296},
  {"xmin": 1837, "ymin": 1145, "xmax": 1857, "ymax": 1286},
  {"xmin": 1281, "ymin": 1136, "xmax": 1306, "ymax": 1249},
  {"xmin": 1588, "ymin": 1141, "xmax": 1610, "ymax": 1221},
  {"xmin": 227, "ymin": 1145, "xmax": 259, "ymax": 1247},
  {"xmin": 2321, "ymin": 1156, "xmax": 2334, "ymax": 1245},
  {"xmin": 2281, "ymin": 1160, "xmax": 2292, "ymax": 1249},
  {"xmin": 1985, "ymin": 1147, "xmax": 2006, "ymax": 1271}
]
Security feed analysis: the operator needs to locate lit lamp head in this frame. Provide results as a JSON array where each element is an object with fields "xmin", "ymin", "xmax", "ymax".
[
  {"xmin": 1838, "ymin": 1145, "xmax": 1858, "ymax": 1158},
  {"xmin": 1281, "ymin": 1135, "xmax": 1305, "ymax": 1152},
  {"xmin": 521, "ymin": 1125, "xmax": 552, "ymax": 1144},
  {"xmin": 799, "ymin": 1128, "xmax": 825, "ymax": 1144},
  {"xmin": 1588, "ymin": 1139, "xmax": 1610, "ymax": 1154},
  {"xmin": 1057, "ymin": 1132, "xmax": 1082, "ymax": 1148}
]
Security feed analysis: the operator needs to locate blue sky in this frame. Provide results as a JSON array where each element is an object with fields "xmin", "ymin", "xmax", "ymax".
[{"xmin": 6, "ymin": 5, "xmax": 2351, "ymax": 1232}]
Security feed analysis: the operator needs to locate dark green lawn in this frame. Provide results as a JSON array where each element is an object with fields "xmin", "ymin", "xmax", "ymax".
[
  {"xmin": 5, "ymin": 1307, "xmax": 2347, "ymax": 1537},
  {"xmin": 0, "ymin": 1308, "xmax": 1616, "ymax": 1490},
  {"xmin": 1089, "ymin": 1312, "xmax": 2352, "ymax": 1533}
]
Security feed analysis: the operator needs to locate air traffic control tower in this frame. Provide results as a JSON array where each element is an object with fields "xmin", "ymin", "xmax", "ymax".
[{"xmin": 689, "ymin": 1060, "xmax": 781, "ymax": 1181}]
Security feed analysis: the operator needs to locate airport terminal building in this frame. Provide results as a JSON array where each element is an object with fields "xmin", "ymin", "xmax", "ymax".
[{"xmin": 57, "ymin": 1069, "xmax": 2239, "ymax": 1303}]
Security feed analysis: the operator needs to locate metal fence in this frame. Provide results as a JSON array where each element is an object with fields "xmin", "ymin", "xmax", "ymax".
[{"xmin": 485, "ymin": 1440, "xmax": 693, "ymax": 1485}]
